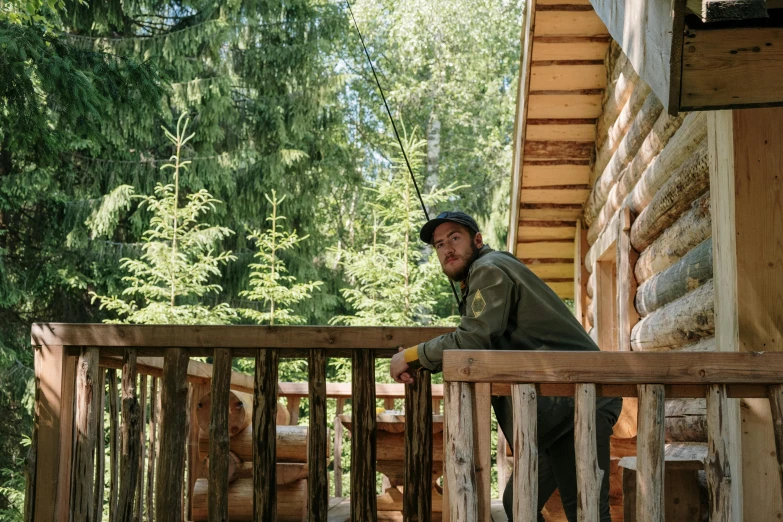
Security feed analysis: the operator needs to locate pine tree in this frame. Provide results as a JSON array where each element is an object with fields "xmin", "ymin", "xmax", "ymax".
[
  {"xmin": 332, "ymin": 125, "xmax": 464, "ymax": 327},
  {"xmin": 90, "ymin": 114, "xmax": 237, "ymax": 325},
  {"xmin": 239, "ymin": 191, "xmax": 322, "ymax": 325}
]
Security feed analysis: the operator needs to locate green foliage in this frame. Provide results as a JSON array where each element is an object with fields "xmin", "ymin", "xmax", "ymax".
[
  {"xmin": 90, "ymin": 115, "xmax": 237, "ymax": 325},
  {"xmin": 332, "ymin": 125, "xmax": 464, "ymax": 327},
  {"xmin": 239, "ymin": 191, "xmax": 322, "ymax": 325}
]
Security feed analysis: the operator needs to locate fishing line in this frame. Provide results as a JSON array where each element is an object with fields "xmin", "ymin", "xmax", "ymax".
[{"xmin": 345, "ymin": 0, "xmax": 461, "ymax": 305}]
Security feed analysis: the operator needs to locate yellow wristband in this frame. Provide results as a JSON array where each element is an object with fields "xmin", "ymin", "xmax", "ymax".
[{"xmin": 403, "ymin": 346, "xmax": 419, "ymax": 363}]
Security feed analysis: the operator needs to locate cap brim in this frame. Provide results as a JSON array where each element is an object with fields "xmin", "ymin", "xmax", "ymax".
[{"xmin": 419, "ymin": 218, "xmax": 451, "ymax": 243}]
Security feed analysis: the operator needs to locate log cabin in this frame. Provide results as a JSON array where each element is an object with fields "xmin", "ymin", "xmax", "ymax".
[{"xmin": 24, "ymin": 0, "xmax": 783, "ymax": 521}]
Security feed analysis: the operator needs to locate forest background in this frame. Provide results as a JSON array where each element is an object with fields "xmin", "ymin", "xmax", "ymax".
[{"xmin": 0, "ymin": 0, "xmax": 523, "ymax": 516}]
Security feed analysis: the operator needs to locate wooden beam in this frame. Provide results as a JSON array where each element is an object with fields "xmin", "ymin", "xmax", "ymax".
[
  {"xmin": 441, "ymin": 350, "xmax": 783, "ymax": 384},
  {"xmin": 33, "ymin": 324, "xmax": 456, "ymax": 357},
  {"xmin": 444, "ymin": 382, "xmax": 479, "ymax": 521},
  {"xmin": 527, "ymin": 262, "xmax": 576, "ymax": 280},
  {"xmin": 532, "ymin": 40, "xmax": 609, "ymax": 61},
  {"xmin": 686, "ymin": 0, "xmax": 767, "ymax": 23},
  {"xmin": 523, "ymin": 163, "xmax": 591, "ymax": 186},
  {"xmin": 535, "ymin": 10, "xmax": 610, "ymax": 36},
  {"xmin": 351, "ymin": 350, "xmax": 377, "ymax": 521},
  {"xmin": 519, "ymin": 203, "xmax": 583, "ymax": 221},
  {"xmin": 530, "ymin": 64, "xmax": 607, "ymax": 91},
  {"xmin": 520, "ymin": 186, "xmax": 591, "ymax": 204},
  {"xmin": 507, "ymin": 0, "xmax": 537, "ymax": 254},
  {"xmin": 404, "ymin": 371, "xmax": 433, "ymax": 522},
  {"xmin": 528, "ymin": 94, "xmax": 603, "ymax": 118},
  {"xmin": 681, "ymin": 26, "xmax": 783, "ymax": 110},
  {"xmin": 636, "ymin": 384, "xmax": 666, "ymax": 521},
  {"xmin": 308, "ymin": 350, "xmax": 328, "ymax": 521},
  {"xmin": 589, "ymin": 0, "xmax": 686, "ymax": 114},
  {"xmin": 523, "ymin": 140, "xmax": 594, "ymax": 160},
  {"xmin": 518, "ymin": 223, "xmax": 577, "ymax": 242},
  {"xmin": 526, "ymin": 123, "xmax": 597, "ymax": 142},
  {"xmin": 707, "ymin": 385, "xmax": 734, "ymax": 521},
  {"xmin": 252, "ymin": 349, "xmax": 279, "ymax": 522},
  {"xmin": 516, "ymin": 241, "xmax": 575, "ymax": 259},
  {"xmin": 575, "ymin": 383, "xmax": 602, "ymax": 519}
]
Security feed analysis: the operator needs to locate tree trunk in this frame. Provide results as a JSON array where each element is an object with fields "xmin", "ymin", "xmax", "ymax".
[
  {"xmin": 630, "ymin": 141, "xmax": 709, "ymax": 252},
  {"xmin": 635, "ymin": 238, "xmax": 713, "ymax": 317},
  {"xmin": 635, "ymin": 192, "xmax": 711, "ymax": 284},
  {"xmin": 630, "ymin": 280, "xmax": 714, "ymax": 351},
  {"xmin": 192, "ymin": 478, "xmax": 307, "ymax": 522},
  {"xmin": 629, "ymin": 112, "xmax": 708, "ymax": 215}
]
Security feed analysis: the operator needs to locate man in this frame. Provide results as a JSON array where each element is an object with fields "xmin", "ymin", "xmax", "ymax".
[{"xmin": 390, "ymin": 211, "xmax": 621, "ymax": 522}]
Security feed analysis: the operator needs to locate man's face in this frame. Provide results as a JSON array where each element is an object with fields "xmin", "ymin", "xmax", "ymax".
[{"xmin": 432, "ymin": 221, "xmax": 483, "ymax": 281}]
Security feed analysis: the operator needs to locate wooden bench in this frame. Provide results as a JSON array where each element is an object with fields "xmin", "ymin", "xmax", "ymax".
[{"xmin": 619, "ymin": 442, "xmax": 707, "ymax": 521}]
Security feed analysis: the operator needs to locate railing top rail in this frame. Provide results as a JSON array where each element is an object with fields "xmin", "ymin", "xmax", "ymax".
[
  {"xmin": 31, "ymin": 323, "xmax": 453, "ymax": 357},
  {"xmin": 443, "ymin": 350, "xmax": 783, "ymax": 385}
]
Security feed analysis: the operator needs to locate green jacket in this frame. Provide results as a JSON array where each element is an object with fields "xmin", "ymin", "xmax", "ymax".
[
  {"xmin": 415, "ymin": 245, "xmax": 621, "ymax": 445},
  {"xmin": 416, "ymin": 245, "xmax": 600, "ymax": 369}
]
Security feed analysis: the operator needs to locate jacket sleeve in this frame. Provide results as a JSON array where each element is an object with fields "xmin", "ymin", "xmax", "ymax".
[{"xmin": 417, "ymin": 263, "xmax": 513, "ymax": 371}]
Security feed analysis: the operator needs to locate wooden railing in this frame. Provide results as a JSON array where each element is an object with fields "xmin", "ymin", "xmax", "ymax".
[
  {"xmin": 28, "ymin": 323, "xmax": 454, "ymax": 522},
  {"xmin": 441, "ymin": 350, "xmax": 783, "ymax": 521}
]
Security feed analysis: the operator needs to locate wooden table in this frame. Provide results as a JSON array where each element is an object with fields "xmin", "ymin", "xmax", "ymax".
[{"xmin": 339, "ymin": 412, "xmax": 444, "ymax": 515}]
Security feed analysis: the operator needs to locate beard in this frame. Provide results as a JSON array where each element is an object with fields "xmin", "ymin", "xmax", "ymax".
[{"xmin": 443, "ymin": 242, "xmax": 481, "ymax": 282}]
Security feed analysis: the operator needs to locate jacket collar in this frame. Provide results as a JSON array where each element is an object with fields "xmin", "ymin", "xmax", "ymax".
[{"xmin": 460, "ymin": 245, "xmax": 494, "ymax": 297}]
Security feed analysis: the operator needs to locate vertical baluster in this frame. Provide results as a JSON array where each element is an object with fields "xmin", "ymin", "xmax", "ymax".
[
  {"xmin": 107, "ymin": 369, "xmax": 119, "ymax": 522},
  {"xmin": 136, "ymin": 375, "xmax": 147, "ymax": 519},
  {"xmin": 404, "ymin": 369, "xmax": 433, "ymax": 522},
  {"xmin": 769, "ymin": 384, "xmax": 783, "ymax": 511},
  {"xmin": 496, "ymin": 427, "xmax": 508, "ymax": 493},
  {"xmin": 707, "ymin": 384, "xmax": 733, "ymax": 521},
  {"xmin": 118, "ymin": 349, "xmax": 140, "ymax": 522},
  {"xmin": 575, "ymin": 383, "xmax": 601, "ymax": 521},
  {"xmin": 187, "ymin": 383, "xmax": 207, "ymax": 518},
  {"xmin": 351, "ymin": 349, "xmax": 377, "ymax": 522},
  {"xmin": 209, "ymin": 348, "xmax": 232, "ymax": 522},
  {"xmin": 444, "ymin": 381, "xmax": 478, "ymax": 522},
  {"xmin": 93, "ymin": 368, "xmax": 107, "ymax": 522},
  {"xmin": 147, "ymin": 377, "xmax": 158, "ymax": 522},
  {"xmin": 253, "ymin": 348, "xmax": 279, "ymax": 522},
  {"xmin": 512, "ymin": 384, "xmax": 537, "ymax": 522},
  {"xmin": 334, "ymin": 399, "xmax": 345, "ymax": 498},
  {"xmin": 636, "ymin": 384, "xmax": 665, "ymax": 522},
  {"xmin": 71, "ymin": 347, "xmax": 101, "ymax": 521},
  {"xmin": 155, "ymin": 347, "xmax": 190, "ymax": 522},
  {"xmin": 473, "ymin": 383, "xmax": 492, "ymax": 521},
  {"xmin": 309, "ymin": 349, "xmax": 328, "ymax": 521}
]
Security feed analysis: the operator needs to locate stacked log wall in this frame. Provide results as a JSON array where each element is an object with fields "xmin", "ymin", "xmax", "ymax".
[{"xmin": 584, "ymin": 44, "xmax": 714, "ymax": 446}]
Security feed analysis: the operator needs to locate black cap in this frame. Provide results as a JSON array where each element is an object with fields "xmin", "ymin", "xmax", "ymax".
[{"xmin": 419, "ymin": 211, "xmax": 480, "ymax": 243}]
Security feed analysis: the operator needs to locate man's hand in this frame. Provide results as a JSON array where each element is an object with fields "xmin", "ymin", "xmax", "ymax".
[{"xmin": 390, "ymin": 347, "xmax": 415, "ymax": 384}]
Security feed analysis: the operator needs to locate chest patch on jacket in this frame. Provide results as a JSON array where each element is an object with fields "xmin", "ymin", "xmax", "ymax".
[{"xmin": 471, "ymin": 289, "xmax": 486, "ymax": 317}]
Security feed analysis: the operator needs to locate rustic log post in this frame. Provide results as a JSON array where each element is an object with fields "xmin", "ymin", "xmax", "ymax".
[
  {"xmin": 118, "ymin": 349, "xmax": 141, "ymax": 522},
  {"xmin": 107, "ymin": 369, "xmax": 119, "ymax": 522},
  {"xmin": 617, "ymin": 208, "xmax": 640, "ymax": 351},
  {"xmin": 93, "ymin": 368, "xmax": 106, "ymax": 522},
  {"xmin": 769, "ymin": 384, "xmax": 783, "ymax": 511},
  {"xmin": 209, "ymin": 348, "xmax": 232, "ymax": 522},
  {"xmin": 707, "ymin": 384, "xmax": 733, "ymax": 521},
  {"xmin": 473, "ymin": 383, "xmax": 492, "ymax": 521},
  {"xmin": 308, "ymin": 349, "xmax": 328, "ymax": 521},
  {"xmin": 146, "ymin": 377, "xmax": 158, "ymax": 522},
  {"xmin": 351, "ymin": 349, "xmax": 377, "ymax": 522},
  {"xmin": 252, "ymin": 348, "xmax": 279, "ymax": 522},
  {"xmin": 444, "ymin": 381, "xmax": 478, "ymax": 522},
  {"xmin": 636, "ymin": 384, "xmax": 665, "ymax": 522},
  {"xmin": 575, "ymin": 383, "xmax": 602, "ymax": 521},
  {"xmin": 287, "ymin": 396, "xmax": 301, "ymax": 425},
  {"xmin": 496, "ymin": 427, "xmax": 508, "ymax": 493},
  {"xmin": 404, "ymin": 369, "xmax": 433, "ymax": 522},
  {"xmin": 155, "ymin": 348, "xmax": 190, "ymax": 522},
  {"xmin": 334, "ymin": 398, "xmax": 345, "ymax": 498},
  {"xmin": 136, "ymin": 374, "xmax": 147, "ymax": 519},
  {"xmin": 512, "ymin": 384, "xmax": 537, "ymax": 522},
  {"xmin": 71, "ymin": 347, "xmax": 101, "ymax": 522}
]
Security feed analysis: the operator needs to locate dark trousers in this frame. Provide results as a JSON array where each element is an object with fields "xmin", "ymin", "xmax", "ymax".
[{"xmin": 497, "ymin": 397, "xmax": 620, "ymax": 522}]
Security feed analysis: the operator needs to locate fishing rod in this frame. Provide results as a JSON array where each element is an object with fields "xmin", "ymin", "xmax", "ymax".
[{"xmin": 345, "ymin": 0, "xmax": 462, "ymax": 305}]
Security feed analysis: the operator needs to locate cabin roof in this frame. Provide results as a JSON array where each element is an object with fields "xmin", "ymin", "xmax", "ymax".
[{"xmin": 507, "ymin": 0, "xmax": 610, "ymax": 299}]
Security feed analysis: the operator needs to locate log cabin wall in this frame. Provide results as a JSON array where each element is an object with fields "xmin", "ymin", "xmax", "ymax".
[{"xmin": 581, "ymin": 40, "xmax": 714, "ymax": 519}]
